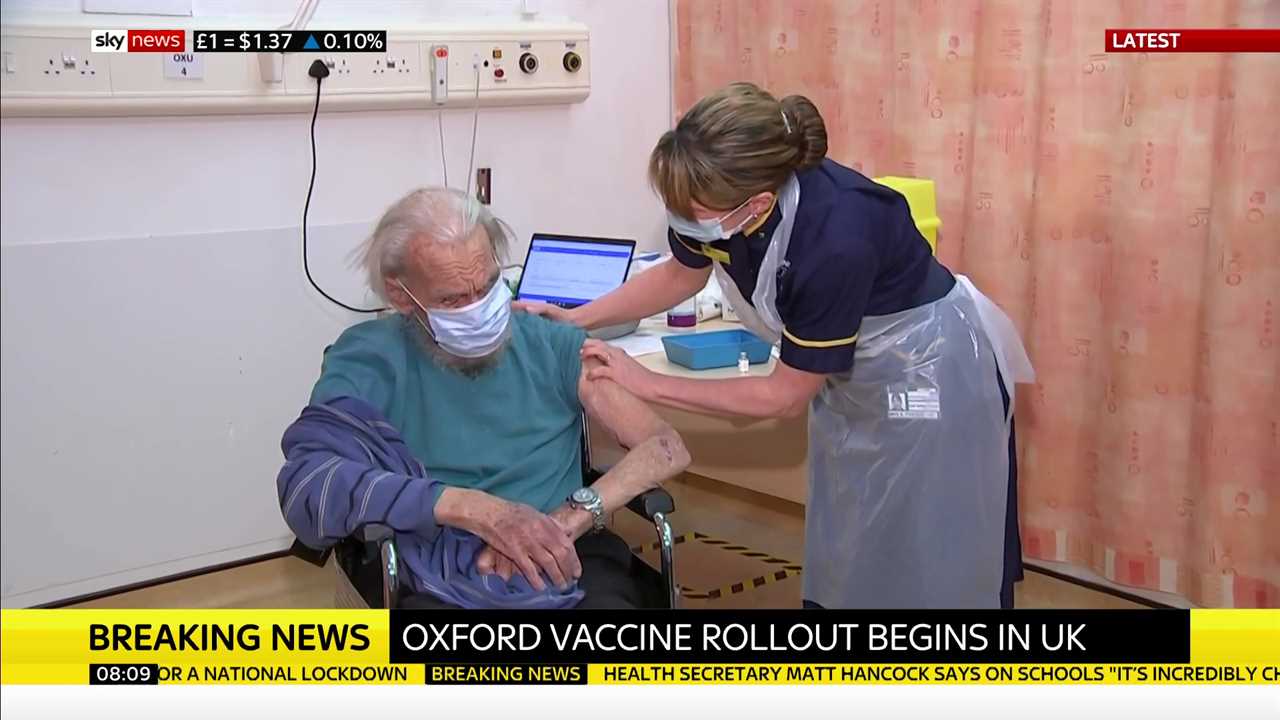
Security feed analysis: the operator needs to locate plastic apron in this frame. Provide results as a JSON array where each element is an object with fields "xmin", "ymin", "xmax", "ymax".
[{"xmin": 713, "ymin": 175, "xmax": 1035, "ymax": 608}]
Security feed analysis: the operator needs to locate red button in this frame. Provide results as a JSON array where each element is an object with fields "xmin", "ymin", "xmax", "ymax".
[{"xmin": 494, "ymin": 68, "xmax": 505, "ymax": 78}]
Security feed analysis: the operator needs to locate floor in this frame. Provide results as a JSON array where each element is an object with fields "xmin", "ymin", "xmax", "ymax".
[{"xmin": 69, "ymin": 474, "xmax": 1144, "ymax": 610}]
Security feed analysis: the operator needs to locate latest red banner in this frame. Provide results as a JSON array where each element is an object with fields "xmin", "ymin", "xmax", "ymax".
[{"xmin": 1105, "ymin": 29, "xmax": 1280, "ymax": 53}]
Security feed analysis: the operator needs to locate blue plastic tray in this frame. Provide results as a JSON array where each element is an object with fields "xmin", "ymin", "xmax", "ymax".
[{"xmin": 661, "ymin": 329, "xmax": 774, "ymax": 370}]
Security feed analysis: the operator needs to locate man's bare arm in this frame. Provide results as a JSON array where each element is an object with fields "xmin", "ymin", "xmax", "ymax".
[
  {"xmin": 472, "ymin": 354, "xmax": 690, "ymax": 580},
  {"xmin": 550, "ymin": 355, "xmax": 691, "ymax": 538}
]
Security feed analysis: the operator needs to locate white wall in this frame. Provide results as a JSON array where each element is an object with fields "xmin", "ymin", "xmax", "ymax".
[{"xmin": 0, "ymin": 0, "xmax": 673, "ymax": 606}]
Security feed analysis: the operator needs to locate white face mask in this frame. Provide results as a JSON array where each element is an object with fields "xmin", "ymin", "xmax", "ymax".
[
  {"xmin": 397, "ymin": 277, "xmax": 511, "ymax": 358},
  {"xmin": 666, "ymin": 196, "xmax": 755, "ymax": 242}
]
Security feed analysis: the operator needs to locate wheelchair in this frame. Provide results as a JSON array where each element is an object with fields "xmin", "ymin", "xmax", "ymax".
[{"xmin": 290, "ymin": 413, "xmax": 679, "ymax": 609}]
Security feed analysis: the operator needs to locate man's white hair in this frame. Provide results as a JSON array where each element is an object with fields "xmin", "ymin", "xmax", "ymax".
[{"xmin": 356, "ymin": 187, "xmax": 512, "ymax": 302}]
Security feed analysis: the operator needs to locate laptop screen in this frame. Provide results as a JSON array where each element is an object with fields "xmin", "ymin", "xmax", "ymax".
[{"xmin": 516, "ymin": 235, "xmax": 636, "ymax": 308}]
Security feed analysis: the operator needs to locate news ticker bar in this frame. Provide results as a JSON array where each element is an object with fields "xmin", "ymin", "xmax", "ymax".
[
  {"xmin": 91, "ymin": 30, "xmax": 388, "ymax": 53},
  {"xmin": 85, "ymin": 662, "xmax": 1280, "ymax": 686},
  {"xmin": 3, "ymin": 609, "xmax": 1275, "ymax": 685}
]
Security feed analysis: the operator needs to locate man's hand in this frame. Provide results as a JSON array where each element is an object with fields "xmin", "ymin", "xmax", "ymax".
[
  {"xmin": 474, "ymin": 546, "xmax": 518, "ymax": 581},
  {"xmin": 548, "ymin": 504, "xmax": 591, "ymax": 538},
  {"xmin": 475, "ymin": 508, "xmax": 584, "ymax": 583},
  {"xmin": 436, "ymin": 488, "xmax": 581, "ymax": 591}
]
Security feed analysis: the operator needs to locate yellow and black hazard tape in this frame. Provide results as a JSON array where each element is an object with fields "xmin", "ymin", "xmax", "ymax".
[
  {"xmin": 628, "ymin": 531, "xmax": 698, "ymax": 554},
  {"xmin": 629, "ymin": 531, "xmax": 803, "ymax": 601},
  {"xmin": 680, "ymin": 565, "xmax": 803, "ymax": 601}
]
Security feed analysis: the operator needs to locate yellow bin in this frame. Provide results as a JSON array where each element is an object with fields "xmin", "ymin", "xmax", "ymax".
[{"xmin": 874, "ymin": 176, "xmax": 941, "ymax": 253}]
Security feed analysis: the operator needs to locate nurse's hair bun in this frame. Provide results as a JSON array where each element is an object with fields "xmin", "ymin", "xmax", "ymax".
[
  {"xmin": 650, "ymin": 82, "xmax": 830, "ymax": 218},
  {"xmin": 779, "ymin": 95, "xmax": 828, "ymax": 171}
]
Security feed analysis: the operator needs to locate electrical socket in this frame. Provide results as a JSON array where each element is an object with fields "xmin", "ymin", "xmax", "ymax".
[
  {"xmin": 323, "ymin": 56, "xmax": 351, "ymax": 76},
  {"xmin": 0, "ymin": 37, "xmax": 110, "ymax": 94},
  {"xmin": 47, "ymin": 54, "xmax": 98, "ymax": 79},
  {"xmin": 284, "ymin": 41, "xmax": 423, "ymax": 93}
]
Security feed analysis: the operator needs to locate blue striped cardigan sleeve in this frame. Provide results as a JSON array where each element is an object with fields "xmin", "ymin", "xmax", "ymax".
[{"xmin": 276, "ymin": 397, "xmax": 445, "ymax": 550}]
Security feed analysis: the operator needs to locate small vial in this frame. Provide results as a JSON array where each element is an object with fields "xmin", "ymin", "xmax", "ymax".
[
  {"xmin": 666, "ymin": 297, "xmax": 697, "ymax": 329},
  {"xmin": 738, "ymin": 352, "xmax": 750, "ymax": 374}
]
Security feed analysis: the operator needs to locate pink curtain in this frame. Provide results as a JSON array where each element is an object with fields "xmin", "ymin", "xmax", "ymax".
[{"xmin": 672, "ymin": 0, "xmax": 1278, "ymax": 607}]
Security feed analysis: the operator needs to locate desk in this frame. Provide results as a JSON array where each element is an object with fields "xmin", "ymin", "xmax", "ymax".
[{"xmin": 588, "ymin": 319, "xmax": 809, "ymax": 505}]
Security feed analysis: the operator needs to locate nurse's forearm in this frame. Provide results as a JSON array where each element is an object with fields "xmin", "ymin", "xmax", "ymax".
[
  {"xmin": 574, "ymin": 260, "xmax": 710, "ymax": 330},
  {"xmin": 645, "ymin": 369, "xmax": 823, "ymax": 420}
]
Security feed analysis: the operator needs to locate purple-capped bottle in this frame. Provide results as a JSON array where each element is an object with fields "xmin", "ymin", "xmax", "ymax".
[{"xmin": 666, "ymin": 297, "xmax": 697, "ymax": 329}]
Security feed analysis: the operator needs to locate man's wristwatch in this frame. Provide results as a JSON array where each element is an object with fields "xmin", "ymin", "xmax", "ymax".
[{"xmin": 568, "ymin": 487, "xmax": 606, "ymax": 533}]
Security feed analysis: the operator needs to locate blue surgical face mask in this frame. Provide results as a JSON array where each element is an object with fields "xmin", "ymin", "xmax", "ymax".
[
  {"xmin": 666, "ymin": 196, "xmax": 755, "ymax": 242},
  {"xmin": 396, "ymin": 277, "xmax": 511, "ymax": 358}
]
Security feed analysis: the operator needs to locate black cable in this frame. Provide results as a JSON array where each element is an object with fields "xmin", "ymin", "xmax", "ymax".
[{"xmin": 303, "ymin": 60, "xmax": 385, "ymax": 313}]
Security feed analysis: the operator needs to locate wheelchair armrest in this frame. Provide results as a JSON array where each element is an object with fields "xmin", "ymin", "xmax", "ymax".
[
  {"xmin": 354, "ymin": 524, "xmax": 402, "ymax": 608},
  {"xmin": 289, "ymin": 538, "xmax": 332, "ymax": 568},
  {"xmin": 627, "ymin": 488, "xmax": 679, "ymax": 609},
  {"xmin": 377, "ymin": 532, "xmax": 402, "ymax": 608},
  {"xmin": 357, "ymin": 524, "xmax": 394, "ymax": 542},
  {"xmin": 324, "ymin": 524, "xmax": 403, "ymax": 608},
  {"xmin": 289, "ymin": 524, "xmax": 392, "ymax": 569},
  {"xmin": 626, "ymin": 487, "xmax": 675, "ymax": 520}
]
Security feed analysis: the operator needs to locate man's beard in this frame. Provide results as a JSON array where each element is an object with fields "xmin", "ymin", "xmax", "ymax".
[{"xmin": 405, "ymin": 315, "xmax": 510, "ymax": 378}]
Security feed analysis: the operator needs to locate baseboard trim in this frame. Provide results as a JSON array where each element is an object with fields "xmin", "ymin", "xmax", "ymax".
[
  {"xmin": 38, "ymin": 550, "xmax": 293, "ymax": 608},
  {"xmin": 1023, "ymin": 561, "xmax": 1177, "ymax": 609},
  {"xmin": 36, "ymin": 540, "xmax": 1179, "ymax": 611}
]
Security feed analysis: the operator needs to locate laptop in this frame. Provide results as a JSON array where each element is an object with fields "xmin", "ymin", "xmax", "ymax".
[
  {"xmin": 514, "ymin": 233, "xmax": 640, "ymax": 340},
  {"xmin": 515, "ymin": 233, "xmax": 637, "ymax": 310}
]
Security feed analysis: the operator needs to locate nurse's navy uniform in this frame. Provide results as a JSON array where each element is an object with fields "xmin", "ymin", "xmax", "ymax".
[{"xmin": 668, "ymin": 160, "xmax": 1034, "ymax": 608}]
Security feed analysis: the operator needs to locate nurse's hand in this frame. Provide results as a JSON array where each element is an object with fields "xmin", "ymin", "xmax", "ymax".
[
  {"xmin": 513, "ymin": 300, "xmax": 582, "ymax": 327},
  {"xmin": 580, "ymin": 339, "xmax": 657, "ymax": 400}
]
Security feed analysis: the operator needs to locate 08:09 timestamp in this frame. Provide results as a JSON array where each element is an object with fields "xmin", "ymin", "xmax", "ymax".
[{"xmin": 89, "ymin": 663, "xmax": 159, "ymax": 685}]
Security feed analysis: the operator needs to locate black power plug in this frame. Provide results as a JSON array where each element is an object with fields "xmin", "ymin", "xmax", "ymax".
[
  {"xmin": 298, "ymin": 54, "xmax": 385, "ymax": 314},
  {"xmin": 308, "ymin": 58, "xmax": 330, "ymax": 79}
]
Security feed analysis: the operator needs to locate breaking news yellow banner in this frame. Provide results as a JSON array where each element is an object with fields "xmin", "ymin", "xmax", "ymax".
[
  {"xmin": 1, "ymin": 610, "xmax": 416, "ymax": 685},
  {"xmin": 1, "ymin": 609, "xmax": 1275, "ymax": 686}
]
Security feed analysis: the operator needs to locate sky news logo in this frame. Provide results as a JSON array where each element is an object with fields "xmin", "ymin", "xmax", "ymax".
[{"xmin": 91, "ymin": 29, "xmax": 186, "ymax": 53}]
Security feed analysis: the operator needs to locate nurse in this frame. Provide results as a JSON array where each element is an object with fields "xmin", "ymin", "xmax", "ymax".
[{"xmin": 518, "ymin": 82, "xmax": 1035, "ymax": 608}]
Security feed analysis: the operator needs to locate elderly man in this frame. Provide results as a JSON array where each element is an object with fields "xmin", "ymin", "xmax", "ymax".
[{"xmin": 278, "ymin": 187, "xmax": 689, "ymax": 609}]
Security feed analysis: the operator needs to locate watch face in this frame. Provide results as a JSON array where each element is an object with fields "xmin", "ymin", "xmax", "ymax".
[{"xmin": 571, "ymin": 487, "xmax": 595, "ymax": 504}]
